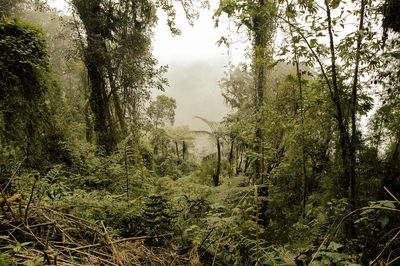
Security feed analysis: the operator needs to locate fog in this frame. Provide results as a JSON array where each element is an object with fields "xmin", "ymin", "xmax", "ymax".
[
  {"xmin": 152, "ymin": 3, "xmax": 247, "ymax": 131},
  {"xmin": 157, "ymin": 58, "xmax": 229, "ymax": 126}
]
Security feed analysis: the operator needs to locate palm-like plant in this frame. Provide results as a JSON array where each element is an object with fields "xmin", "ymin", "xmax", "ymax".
[
  {"xmin": 165, "ymin": 126, "xmax": 195, "ymax": 162},
  {"xmin": 193, "ymin": 116, "xmax": 225, "ymax": 186}
]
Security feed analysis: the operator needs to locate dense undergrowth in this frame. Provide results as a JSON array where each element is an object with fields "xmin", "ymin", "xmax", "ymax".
[
  {"xmin": 1, "ymin": 0, "xmax": 400, "ymax": 265},
  {"xmin": 1, "ymin": 144, "xmax": 399, "ymax": 265}
]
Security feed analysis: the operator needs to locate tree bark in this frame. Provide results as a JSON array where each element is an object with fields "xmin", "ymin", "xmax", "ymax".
[
  {"xmin": 229, "ymin": 137, "xmax": 234, "ymax": 178},
  {"xmin": 182, "ymin": 141, "xmax": 187, "ymax": 160},
  {"xmin": 73, "ymin": 0, "xmax": 116, "ymax": 154},
  {"xmin": 325, "ymin": 0, "xmax": 351, "ymax": 199},
  {"xmin": 252, "ymin": 0, "xmax": 268, "ymax": 184},
  {"xmin": 213, "ymin": 137, "xmax": 221, "ymax": 186}
]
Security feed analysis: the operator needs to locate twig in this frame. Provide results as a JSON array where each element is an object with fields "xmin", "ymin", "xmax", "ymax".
[
  {"xmin": 25, "ymin": 173, "xmax": 39, "ymax": 222},
  {"xmin": 388, "ymin": 254, "xmax": 400, "ymax": 265},
  {"xmin": 112, "ymin": 233, "xmax": 173, "ymax": 245},
  {"xmin": 3, "ymin": 157, "xmax": 26, "ymax": 191},
  {"xmin": 102, "ymin": 221, "xmax": 123, "ymax": 266},
  {"xmin": 255, "ymin": 184, "xmax": 259, "ymax": 264},
  {"xmin": 371, "ymin": 229, "xmax": 400, "ymax": 265},
  {"xmin": 0, "ymin": 185, "xmax": 18, "ymax": 221},
  {"xmin": 37, "ymin": 206, "xmax": 104, "ymax": 236},
  {"xmin": 379, "ymin": 227, "xmax": 400, "ymax": 242},
  {"xmin": 72, "ymin": 233, "xmax": 174, "ymax": 250},
  {"xmin": 43, "ymin": 250, "xmax": 51, "ymax": 265},
  {"xmin": 309, "ymin": 206, "xmax": 400, "ymax": 265},
  {"xmin": 55, "ymin": 245, "xmax": 119, "ymax": 266},
  {"xmin": 199, "ymin": 228, "xmax": 214, "ymax": 249},
  {"xmin": 384, "ymin": 186, "xmax": 400, "ymax": 204},
  {"xmin": 14, "ymin": 254, "xmax": 36, "ymax": 260},
  {"xmin": 28, "ymin": 222, "xmax": 55, "ymax": 229},
  {"xmin": 212, "ymin": 236, "xmax": 222, "ymax": 266},
  {"xmin": 40, "ymin": 211, "xmax": 80, "ymax": 246}
]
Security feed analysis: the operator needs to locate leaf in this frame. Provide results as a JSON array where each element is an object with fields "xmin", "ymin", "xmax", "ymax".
[
  {"xmin": 171, "ymin": 242, "xmax": 179, "ymax": 251},
  {"xmin": 310, "ymin": 39, "xmax": 317, "ymax": 47},
  {"xmin": 331, "ymin": 0, "xmax": 341, "ymax": 9},
  {"xmin": 378, "ymin": 215, "xmax": 389, "ymax": 229},
  {"xmin": 13, "ymin": 242, "xmax": 21, "ymax": 253},
  {"xmin": 360, "ymin": 209, "xmax": 374, "ymax": 216},
  {"xmin": 20, "ymin": 242, "xmax": 31, "ymax": 247},
  {"xmin": 327, "ymin": 242, "xmax": 343, "ymax": 251},
  {"xmin": 381, "ymin": 201, "xmax": 396, "ymax": 209}
]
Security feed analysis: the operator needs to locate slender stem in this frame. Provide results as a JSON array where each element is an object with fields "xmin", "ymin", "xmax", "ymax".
[
  {"xmin": 349, "ymin": 0, "xmax": 366, "ymax": 210},
  {"xmin": 25, "ymin": 174, "xmax": 39, "ymax": 222},
  {"xmin": 286, "ymin": 5, "xmax": 308, "ymax": 219}
]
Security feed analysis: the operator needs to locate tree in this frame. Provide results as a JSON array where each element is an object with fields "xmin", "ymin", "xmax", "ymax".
[
  {"xmin": 0, "ymin": 18, "xmax": 67, "ymax": 167},
  {"xmin": 383, "ymin": 0, "xmax": 400, "ymax": 34},
  {"xmin": 147, "ymin": 95, "xmax": 177, "ymax": 129},
  {"xmin": 220, "ymin": 63, "xmax": 254, "ymax": 110},
  {"xmin": 220, "ymin": 64, "xmax": 254, "ymax": 176},
  {"xmin": 18, "ymin": 3, "xmax": 90, "ymax": 143},
  {"xmin": 0, "ymin": 0, "xmax": 25, "ymax": 18},
  {"xmin": 275, "ymin": 0, "xmax": 382, "ymax": 212},
  {"xmin": 71, "ymin": 0, "xmax": 167, "ymax": 154},
  {"xmin": 193, "ymin": 116, "xmax": 225, "ymax": 186},
  {"xmin": 215, "ymin": 0, "xmax": 277, "ymax": 183},
  {"xmin": 146, "ymin": 94, "xmax": 176, "ymax": 158},
  {"xmin": 165, "ymin": 126, "xmax": 194, "ymax": 161}
]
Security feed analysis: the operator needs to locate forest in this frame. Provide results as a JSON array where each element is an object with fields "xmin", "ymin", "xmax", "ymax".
[{"xmin": 0, "ymin": 0, "xmax": 400, "ymax": 265}]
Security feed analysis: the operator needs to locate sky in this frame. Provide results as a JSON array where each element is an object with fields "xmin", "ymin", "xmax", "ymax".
[{"xmin": 48, "ymin": 0, "xmax": 249, "ymax": 132}]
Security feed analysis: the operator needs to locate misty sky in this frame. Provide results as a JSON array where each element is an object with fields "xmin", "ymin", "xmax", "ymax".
[
  {"xmin": 49, "ymin": 0, "xmax": 248, "ymax": 131},
  {"xmin": 152, "ymin": 3, "xmax": 245, "ymax": 130}
]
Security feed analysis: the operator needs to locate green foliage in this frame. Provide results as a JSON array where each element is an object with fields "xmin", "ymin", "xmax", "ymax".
[
  {"xmin": 147, "ymin": 95, "xmax": 177, "ymax": 129},
  {"xmin": 0, "ymin": 18, "xmax": 68, "ymax": 168},
  {"xmin": 311, "ymin": 242, "xmax": 360, "ymax": 266},
  {"xmin": 1, "ymin": 1, "xmax": 400, "ymax": 265},
  {"xmin": 142, "ymin": 193, "xmax": 175, "ymax": 235},
  {"xmin": 0, "ymin": 0, "xmax": 25, "ymax": 18}
]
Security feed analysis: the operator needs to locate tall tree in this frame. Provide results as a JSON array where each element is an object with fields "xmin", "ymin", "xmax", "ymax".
[
  {"xmin": 276, "ymin": 0, "xmax": 379, "ymax": 212},
  {"xmin": 216, "ymin": 0, "xmax": 277, "ymax": 183},
  {"xmin": 0, "ymin": 19, "xmax": 67, "ymax": 168},
  {"xmin": 71, "ymin": 0, "xmax": 166, "ymax": 154}
]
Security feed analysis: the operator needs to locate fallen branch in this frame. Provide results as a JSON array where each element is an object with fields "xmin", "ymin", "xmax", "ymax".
[
  {"xmin": 73, "ymin": 233, "xmax": 174, "ymax": 251},
  {"xmin": 55, "ymin": 245, "xmax": 119, "ymax": 266},
  {"xmin": 102, "ymin": 221, "xmax": 123, "ymax": 266}
]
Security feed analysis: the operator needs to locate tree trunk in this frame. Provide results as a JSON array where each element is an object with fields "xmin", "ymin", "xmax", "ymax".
[
  {"xmin": 382, "ymin": 137, "xmax": 400, "ymax": 199},
  {"xmin": 252, "ymin": 0, "xmax": 275, "ymax": 184},
  {"xmin": 229, "ymin": 137, "xmax": 234, "ymax": 178},
  {"xmin": 175, "ymin": 141, "xmax": 180, "ymax": 161},
  {"xmin": 287, "ymin": 18, "xmax": 308, "ymax": 218},
  {"xmin": 253, "ymin": 10, "xmax": 267, "ymax": 184},
  {"xmin": 182, "ymin": 141, "xmax": 187, "ymax": 160},
  {"xmin": 73, "ymin": 0, "xmax": 116, "ymax": 154},
  {"xmin": 325, "ymin": 0, "xmax": 351, "ymax": 200},
  {"xmin": 349, "ymin": 0, "xmax": 365, "ymax": 210},
  {"xmin": 213, "ymin": 137, "xmax": 221, "ymax": 186},
  {"xmin": 84, "ymin": 101, "xmax": 93, "ymax": 143},
  {"xmin": 86, "ymin": 37, "xmax": 115, "ymax": 154},
  {"xmin": 236, "ymin": 143, "xmax": 241, "ymax": 174}
]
